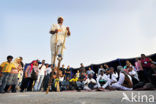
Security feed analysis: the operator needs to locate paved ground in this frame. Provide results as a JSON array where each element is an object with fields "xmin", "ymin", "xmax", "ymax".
[{"xmin": 0, "ymin": 91, "xmax": 156, "ymax": 104}]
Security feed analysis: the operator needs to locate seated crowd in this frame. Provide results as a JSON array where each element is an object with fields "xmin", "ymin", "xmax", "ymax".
[{"xmin": 0, "ymin": 54, "xmax": 156, "ymax": 93}]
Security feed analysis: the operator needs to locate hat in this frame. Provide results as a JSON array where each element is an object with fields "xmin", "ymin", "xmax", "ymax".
[{"xmin": 58, "ymin": 16, "xmax": 64, "ymax": 20}]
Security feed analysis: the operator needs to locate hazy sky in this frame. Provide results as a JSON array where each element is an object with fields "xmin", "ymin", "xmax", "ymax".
[{"xmin": 0, "ymin": 0, "xmax": 156, "ymax": 68}]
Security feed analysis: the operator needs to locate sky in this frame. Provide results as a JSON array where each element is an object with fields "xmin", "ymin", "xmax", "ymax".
[{"xmin": 0, "ymin": 0, "xmax": 156, "ymax": 68}]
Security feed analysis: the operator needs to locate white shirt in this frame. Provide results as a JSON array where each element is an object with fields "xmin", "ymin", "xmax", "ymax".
[
  {"xmin": 84, "ymin": 78, "xmax": 96, "ymax": 85},
  {"xmin": 51, "ymin": 24, "xmax": 67, "ymax": 43},
  {"xmin": 98, "ymin": 68, "xmax": 105, "ymax": 75},
  {"xmin": 129, "ymin": 70, "xmax": 139, "ymax": 81},
  {"xmin": 59, "ymin": 77, "xmax": 64, "ymax": 82},
  {"xmin": 117, "ymin": 72, "xmax": 132, "ymax": 85},
  {"xmin": 97, "ymin": 74, "xmax": 110, "ymax": 87},
  {"xmin": 38, "ymin": 64, "xmax": 46, "ymax": 76},
  {"xmin": 45, "ymin": 67, "xmax": 52, "ymax": 75},
  {"xmin": 107, "ymin": 73, "xmax": 118, "ymax": 82}
]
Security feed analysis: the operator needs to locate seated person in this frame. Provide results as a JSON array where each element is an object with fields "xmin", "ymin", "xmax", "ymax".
[
  {"xmin": 96, "ymin": 70, "xmax": 110, "ymax": 90},
  {"xmin": 86, "ymin": 67, "xmax": 95, "ymax": 77},
  {"xmin": 111, "ymin": 66, "xmax": 133, "ymax": 91},
  {"xmin": 128, "ymin": 66, "xmax": 139, "ymax": 86},
  {"xmin": 84, "ymin": 74, "xmax": 96, "ymax": 91},
  {"xmin": 60, "ymin": 77, "xmax": 70, "ymax": 91},
  {"xmin": 76, "ymin": 70, "xmax": 80, "ymax": 78},
  {"xmin": 107, "ymin": 67, "xmax": 118, "ymax": 86},
  {"xmin": 69, "ymin": 75, "xmax": 78, "ymax": 90},
  {"xmin": 76, "ymin": 72, "xmax": 87, "ymax": 91},
  {"xmin": 98, "ymin": 65, "xmax": 105, "ymax": 76}
]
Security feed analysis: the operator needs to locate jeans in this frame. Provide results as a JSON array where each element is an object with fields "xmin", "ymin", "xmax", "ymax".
[
  {"xmin": 0, "ymin": 72, "xmax": 10, "ymax": 92},
  {"xmin": 34, "ymin": 75, "xmax": 44, "ymax": 91}
]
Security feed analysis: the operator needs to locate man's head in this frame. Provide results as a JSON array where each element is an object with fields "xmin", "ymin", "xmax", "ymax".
[
  {"xmin": 42, "ymin": 60, "xmax": 45, "ymax": 64},
  {"xmin": 100, "ymin": 65, "xmax": 103, "ymax": 68},
  {"xmin": 126, "ymin": 60, "xmax": 131, "ymax": 66},
  {"xmin": 66, "ymin": 77, "xmax": 69, "ymax": 81},
  {"xmin": 104, "ymin": 64, "xmax": 109, "ymax": 69},
  {"xmin": 67, "ymin": 65, "xmax": 70, "ymax": 69},
  {"xmin": 141, "ymin": 54, "xmax": 146, "ymax": 59},
  {"xmin": 80, "ymin": 63, "xmax": 84, "ymax": 67},
  {"xmin": 62, "ymin": 64, "xmax": 65, "ymax": 68},
  {"xmin": 7, "ymin": 55, "xmax": 13, "ymax": 62},
  {"xmin": 33, "ymin": 61, "xmax": 38, "ymax": 66},
  {"xmin": 100, "ymin": 70, "xmax": 104, "ymax": 75},
  {"xmin": 51, "ymin": 65, "xmax": 54, "ymax": 69},
  {"xmin": 46, "ymin": 64, "xmax": 49, "ymax": 68},
  {"xmin": 128, "ymin": 66, "xmax": 133, "ymax": 72},
  {"xmin": 57, "ymin": 16, "xmax": 64, "ymax": 24},
  {"xmin": 88, "ymin": 67, "xmax": 92, "ymax": 70},
  {"xmin": 109, "ymin": 67, "xmax": 114, "ymax": 73},
  {"xmin": 88, "ymin": 74, "xmax": 93, "ymax": 79}
]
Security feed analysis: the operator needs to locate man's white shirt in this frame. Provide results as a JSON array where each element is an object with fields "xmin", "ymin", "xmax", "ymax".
[
  {"xmin": 97, "ymin": 74, "xmax": 110, "ymax": 87},
  {"xmin": 117, "ymin": 72, "xmax": 132, "ymax": 85},
  {"xmin": 51, "ymin": 24, "xmax": 67, "ymax": 44},
  {"xmin": 129, "ymin": 70, "xmax": 139, "ymax": 81},
  {"xmin": 84, "ymin": 78, "xmax": 96, "ymax": 85},
  {"xmin": 38, "ymin": 64, "xmax": 46, "ymax": 76}
]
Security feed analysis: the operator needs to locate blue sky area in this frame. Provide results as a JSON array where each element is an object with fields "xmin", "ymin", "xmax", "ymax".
[{"xmin": 0, "ymin": 0, "xmax": 156, "ymax": 68}]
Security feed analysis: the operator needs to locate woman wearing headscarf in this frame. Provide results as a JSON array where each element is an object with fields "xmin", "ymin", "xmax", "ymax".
[{"xmin": 20, "ymin": 60, "xmax": 39, "ymax": 92}]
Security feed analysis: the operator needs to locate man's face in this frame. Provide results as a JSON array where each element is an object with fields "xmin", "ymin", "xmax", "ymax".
[
  {"xmin": 58, "ymin": 18, "xmax": 63, "ymax": 24},
  {"xmin": 110, "ymin": 68, "xmax": 114, "ymax": 73},
  {"xmin": 46, "ymin": 64, "xmax": 49, "ymax": 68},
  {"xmin": 101, "ymin": 71, "xmax": 104, "ymax": 75},
  {"xmin": 34, "ymin": 61, "xmax": 38, "ymax": 66},
  {"xmin": 8, "ymin": 58, "xmax": 12, "ymax": 62},
  {"xmin": 141, "ymin": 54, "xmax": 146, "ymax": 58},
  {"xmin": 89, "ymin": 74, "xmax": 93, "ymax": 79},
  {"xmin": 42, "ymin": 60, "xmax": 45, "ymax": 64},
  {"xmin": 129, "ymin": 67, "xmax": 133, "ymax": 71}
]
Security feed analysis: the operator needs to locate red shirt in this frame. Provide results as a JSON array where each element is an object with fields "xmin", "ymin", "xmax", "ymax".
[{"xmin": 141, "ymin": 57, "xmax": 151, "ymax": 68}]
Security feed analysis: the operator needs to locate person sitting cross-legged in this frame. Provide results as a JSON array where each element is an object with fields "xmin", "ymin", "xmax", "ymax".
[
  {"xmin": 96, "ymin": 70, "xmax": 110, "ymax": 90},
  {"xmin": 83, "ymin": 74, "xmax": 96, "ymax": 91},
  {"xmin": 111, "ymin": 66, "xmax": 133, "ymax": 91},
  {"xmin": 69, "ymin": 75, "xmax": 78, "ymax": 90},
  {"xmin": 60, "ymin": 77, "xmax": 70, "ymax": 91},
  {"xmin": 76, "ymin": 71, "xmax": 87, "ymax": 91}
]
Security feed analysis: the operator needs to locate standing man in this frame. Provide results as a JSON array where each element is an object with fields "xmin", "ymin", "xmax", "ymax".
[
  {"xmin": 50, "ymin": 16, "xmax": 71, "ymax": 66},
  {"xmin": 34, "ymin": 60, "xmax": 46, "ymax": 91},
  {"xmin": 0, "ymin": 55, "xmax": 15, "ymax": 93}
]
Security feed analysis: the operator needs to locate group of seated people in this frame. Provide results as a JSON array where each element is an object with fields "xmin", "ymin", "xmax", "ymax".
[{"xmin": 0, "ymin": 54, "xmax": 156, "ymax": 93}]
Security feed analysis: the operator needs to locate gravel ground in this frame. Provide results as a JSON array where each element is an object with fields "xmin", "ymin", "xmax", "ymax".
[{"xmin": 0, "ymin": 91, "xmax": 156, "ymax": 104}]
